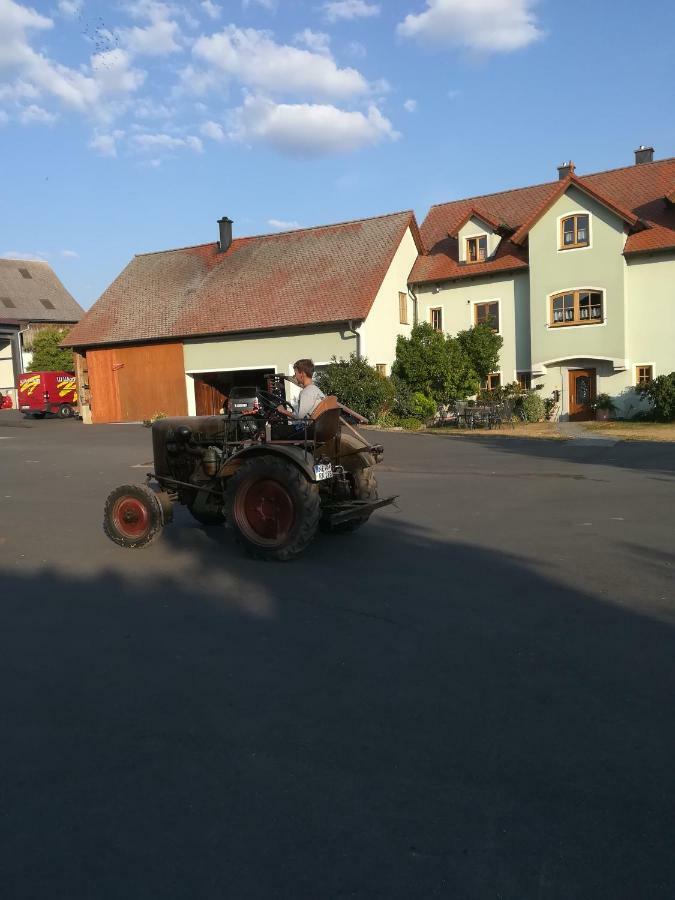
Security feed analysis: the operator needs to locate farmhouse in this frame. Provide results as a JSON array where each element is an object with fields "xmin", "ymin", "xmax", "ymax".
[
  {"xmin": 66, "ymin": 211, "xmax": 422, "ymax": 423},
  {"xmin": 409, "ymin": 147, "xmax": 675, "ymax": 420}
]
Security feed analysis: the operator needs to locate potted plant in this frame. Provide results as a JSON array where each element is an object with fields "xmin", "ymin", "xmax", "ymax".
[{"xmin": 593, "ymin": 393, "xmax": 617, "ymax": 421}]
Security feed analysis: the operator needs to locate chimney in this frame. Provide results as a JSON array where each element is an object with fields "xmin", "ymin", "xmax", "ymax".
[
  {"xmin": 634, "ymin": 145, "xmax": 654, "ymax": 165},
  {"xmin": 217, "ymin": 216, "xmax": 233, "ymax": 253},
  {"xmin": 557, "ymin": 160, "xmax": 576, "ymax": 180}
]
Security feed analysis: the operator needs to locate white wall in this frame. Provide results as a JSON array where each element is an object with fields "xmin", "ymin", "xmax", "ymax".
[{"xmin": 359, "ymin": 227, "xmax": 419, "ymax": 374}]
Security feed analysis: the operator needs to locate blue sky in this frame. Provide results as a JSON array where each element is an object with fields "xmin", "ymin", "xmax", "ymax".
[{"xmin": 1, "ymin": 0, "xmax": 673, "ymax": 309}]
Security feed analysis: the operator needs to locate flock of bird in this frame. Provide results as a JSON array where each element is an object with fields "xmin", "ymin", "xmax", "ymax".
[{"xmin": 77, "ymin": 12, "xmax": 120, "ymax": 68}]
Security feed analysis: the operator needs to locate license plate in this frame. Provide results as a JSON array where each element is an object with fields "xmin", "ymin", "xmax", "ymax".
[
  {"xmin": 314, "ymin": 463, "xmax": 333, "ymax": 481},
  {"xmin": 233, "ymin": 402, "xmax": 248, "ymax": 408}
]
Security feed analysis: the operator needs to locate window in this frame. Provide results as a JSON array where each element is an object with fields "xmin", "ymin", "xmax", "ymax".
[
  {"xmin": 474, "ymin": 301, "xmax": 499, "ymax": 331},
  {"xmin": 398, "ymin": 291, "xmax": 409, "ymax": 325},
  {"xmin": 1, "ymin": 296, "xmax": 16, "ymax": 308},
  {"xmin": 466, "ymin": 235, "xmax": 488, "ymax": 263},
  {"xmin": 560, "ymin": 214, "xmax": 589, "ymax": 249},
  {"xmin": 39, "ymin": 299, "xmax": 55, "ymax": 310},
  {"xmin": 517, "ymin": 371, "xmax": 532, "ymax": 390},
  {"xmin": 430, "ymin": 308, "xmax": 443, "ymax": 331},
  {"xmin": 18, "ymin": 267, "xmax": 32, "ymax": 279},
  {"xmin": 550, "ymin": 290, "xmax": 603, "ymax": 326},
  {"xmin": 484, "ymin": 373, "xmax": 501, "ymax": 391},
  {"xmin": 376, "ymin": 364, "xmax": 387, "ymax": 377},
  {"xmin": 636, "ymin": 365, "xmax": 653, "ymax": 386}
]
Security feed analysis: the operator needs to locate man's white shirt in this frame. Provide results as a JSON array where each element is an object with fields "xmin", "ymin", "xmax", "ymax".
[{"xmin": 293, "ymin": 383, "xmax": 325, "ymax": 419}]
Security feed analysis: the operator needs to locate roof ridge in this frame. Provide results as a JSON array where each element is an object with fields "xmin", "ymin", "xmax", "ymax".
[
  {"xmin": 136, "ymin": 209, "xmax": 415, "ymax": 258},
  {"xmin": 427, "ymin": 155, "xmax": 675, "ymax": 212}
]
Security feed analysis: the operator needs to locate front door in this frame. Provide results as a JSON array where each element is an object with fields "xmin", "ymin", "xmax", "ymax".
[{"xmin": 568, "ymin": 368, "xmax": 596, "ymax": 421}]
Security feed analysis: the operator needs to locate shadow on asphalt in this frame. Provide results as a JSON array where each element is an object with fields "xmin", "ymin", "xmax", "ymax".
[
  {"xmin": 2, "ymin": 518, "xmax": 674, "ymax": 899},
  {"xmin": 419, "ymin": 430, "xmax": 675, "ymax": 477}
]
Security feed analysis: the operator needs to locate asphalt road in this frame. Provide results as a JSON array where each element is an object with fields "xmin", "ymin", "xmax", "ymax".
[{"xmin": 1, "ymin": 411, "xmax": 674, "ymax": 899}]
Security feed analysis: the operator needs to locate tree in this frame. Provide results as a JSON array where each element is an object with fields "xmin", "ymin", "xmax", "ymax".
[
  {"xmin": 314, "ymin": 354, "xmax": 394, "ymax": 421},
  {"xmin": 456, "ymin": 322, "xmax": 503, "ymax": 385},
  {"xmin": 392, "ymin": 322, "xmax": 478, "ymax": 402},
  {"xmin": 28, "ymin": 327, "xmax": 74, "ymax": 372}
]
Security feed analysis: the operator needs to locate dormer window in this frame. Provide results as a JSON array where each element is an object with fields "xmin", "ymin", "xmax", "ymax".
[
  {"xmin": 560, "ymin": 214, "xmax": 589, "ymax": 249},
  {"xmin": 466, "ymin": 235, "xmax": 487, "ymax": 263}
]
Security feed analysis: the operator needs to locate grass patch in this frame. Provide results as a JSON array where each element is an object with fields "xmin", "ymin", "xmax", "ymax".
[
  {"xmin": 580, "ymin": 421, "xmax": 675, "ymax": 442},
  {"xmin": 425, "ymin": 422, "xmax": 564, "ymax": 440}
]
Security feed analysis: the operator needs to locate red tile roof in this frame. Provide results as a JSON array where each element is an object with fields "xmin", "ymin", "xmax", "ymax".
[
  {"xmin": 410, "ymin": 157, "xmax": 675, "ymax": 285},
  {"xmin": 66, "ymin": 211, "xmax": 422, "ymax": 348}
]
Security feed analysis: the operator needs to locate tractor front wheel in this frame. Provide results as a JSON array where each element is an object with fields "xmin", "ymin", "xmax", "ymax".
[
  {"xmin": 224, "ymin": 456, "xmax": 320, "ymax": 561},
  {"xmin": 103, "ymin": 484, "xmax": 164, "ymax": 549}
]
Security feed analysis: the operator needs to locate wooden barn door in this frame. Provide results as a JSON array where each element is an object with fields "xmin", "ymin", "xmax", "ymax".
[{"xmin": 195, "ymin": 377, "xmax": 228, "ymax": 415}]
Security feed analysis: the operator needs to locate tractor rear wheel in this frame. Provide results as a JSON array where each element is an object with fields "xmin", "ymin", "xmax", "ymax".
[
  {"xmin": 224, "ymin": 456, "xmax": 320, "ymax": 561},
  {"xmin": 321, "ymin": 466, "xmax": 378, "ymax": 534},
  {"xmin": 104, "ymin": 483, "xmax": 164, "ymax": 549}
]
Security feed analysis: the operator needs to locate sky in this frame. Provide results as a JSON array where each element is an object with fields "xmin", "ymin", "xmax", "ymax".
[{"xmin": 0, "ymin": 0, "xmax": 673, "ymax": 309}]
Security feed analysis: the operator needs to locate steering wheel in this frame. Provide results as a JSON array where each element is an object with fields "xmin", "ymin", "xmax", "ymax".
[{"xmin": 257, "ymin": 389, "xmax": 293, "ymax": 416}]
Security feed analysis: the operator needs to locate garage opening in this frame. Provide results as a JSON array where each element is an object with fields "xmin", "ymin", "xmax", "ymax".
[{"xmin": 191, "ymin": 368, "xmax": 275, "ymax": 416}]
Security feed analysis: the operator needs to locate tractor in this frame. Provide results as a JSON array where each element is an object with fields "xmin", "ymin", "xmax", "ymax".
[{"xmin": 103, "ymin": 390, "xmax": 396, "ymax": 561}]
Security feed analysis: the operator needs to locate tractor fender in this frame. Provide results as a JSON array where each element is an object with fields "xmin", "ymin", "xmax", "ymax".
[
  {"xmin": 336, "ymin": 431, "xmax": 376, "ymax": 472},
  {"xmin": 219, "ymin": 443, "xmax": 319, "ymax": 482}
]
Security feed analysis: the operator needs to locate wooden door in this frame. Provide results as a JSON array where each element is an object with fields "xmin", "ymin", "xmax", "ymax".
[
  {"xmin": 195, "ymin": 377, "xmax": 227, "ymax": 416},
  {"xmin": 568, "ymin": 369, "xmax": 596, "ymax": 421}
]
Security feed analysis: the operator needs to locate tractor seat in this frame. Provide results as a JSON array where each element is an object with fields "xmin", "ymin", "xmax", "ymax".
[{"xmin": 311, "ymin": 395, "xmax": 342, "ymax": 446}]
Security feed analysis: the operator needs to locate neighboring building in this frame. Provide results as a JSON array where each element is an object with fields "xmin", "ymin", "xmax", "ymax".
[
  {"xmin": 409, "ymin": 148, "xmax": 675, "ymax": 420},
  {"xmin": 65, "ymin": 211, "xmax": 422, "ymax": 423},
  {"xmin": 0, "ymin": 259, "xmax": 83, "ymax": 405}
]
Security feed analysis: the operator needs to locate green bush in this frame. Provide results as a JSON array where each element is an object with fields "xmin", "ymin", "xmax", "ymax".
[
  {"xmin": 396, "ymin": 417, "xmax": 425, "ymax": 431},
  {"xmin": 315, "ymin": 354, "xmax": 393, "ymax": 422},
  {"xmin": 637, "ymin": 373, "xmax": 675, "ymax": 421},
  {"xmin": 410, "ymin": 392, "xmax": 437, "ymax": 421},
  {"xmin": 519, "ymin": 392, "xmax": 546, "ymax": 422}
]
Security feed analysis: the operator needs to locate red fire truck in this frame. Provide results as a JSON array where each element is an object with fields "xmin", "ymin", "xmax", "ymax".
[{"xmin": 18, "ymin": 371, "xmax": 78, "ymax": 418}]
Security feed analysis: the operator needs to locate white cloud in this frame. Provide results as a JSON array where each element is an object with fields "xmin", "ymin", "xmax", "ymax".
[
  {"xmin": 20, "ymin": 103, "xmax": 57, "ymax": 124},
  {"xmin": 346, "ymin": 41, "xmax": 366, "ymax": 58},
  {"xmin": 229, "ymin": 94, "xmax": 399, "ymax": 157},
  {"xmin": 0, "ymin": 1, "xmax": 145, "ymax": 118},
  {"xmin": 201, "ymin": 0, "xmax": 221, "ymax": 19},
  {"xmin": 242, "ymin": 0, "xmax": 277, "ymax": 10},
  {"xmin": 398, "ymin": 0, "xmax": 544, "ymax": 52},
  {"xmin": 200, "ymin": 119, "xmax": 224, "ymax": 141},
  {"xmin": 173, "ymin": 63, "xmax": 219, "ymax": 96},
  {"xmin": 61, "ymin": 249, "xmax": 79, "ymax": 258},
  {"xmin": 89, "ymin": 129, "xmax": 125, "ymax": 157},
  {"xmin": 117, "ymin": 1, "xmax": 182, "ymax": 56},
  {"xmin": 133, "ymin": 132, "xmax": 203, "ymax": 152},
  {"xmin": 1, "ymin": 250, "xmax": 48, "ymax": 261},
  {"xmin": 323, "ymin": 1, "xmax": 380, "ymax": 22},
  {"xmin": 58, "ymin": 0, "xmax": 82, "ymax": 16},
  {"xmin": 267, "ymin": 219, "xmax": 301, "ymax": 230},
  {"xmin": 133, "ymin": 98, "xmax": 174, "ymax": 119},
  {"xmin": 193, "ymin": 26, "xmax": 368, "ymax": 99},
  {"xmin": 0, "ymin": 109, "xmax": 7, "ymax": 124},
  {"xmin": 0, "ymin": 78, "xmax": 38, "ymax": 101},
  {"xmin": 403, "ymin": 98, "xmax": 417, "ymax": 112},
  {"xmin": 294, "ymin": 29, "xmax": 330, "ymax": 56}
]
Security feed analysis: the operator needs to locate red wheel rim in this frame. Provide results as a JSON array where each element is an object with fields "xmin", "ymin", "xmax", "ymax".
[
  {"xmin": 112, "ymin": 496, "xmax": 150, "ymax": 538},
  {"xmin": 234, "ymin": 479, "xmax": 295, "ymax": 546}
]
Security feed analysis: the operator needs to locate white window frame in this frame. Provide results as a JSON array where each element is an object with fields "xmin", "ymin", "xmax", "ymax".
[
  {"xmin": 556, "ymin": 210, "xmax": 593, "ymax": 253},
  {"xmin": 429, "ymin": 307, "xmax": 443, "ymax": 332},
  {"xmin": 546, "ymin": 286, "xmax": 607, "ymax": 329}
]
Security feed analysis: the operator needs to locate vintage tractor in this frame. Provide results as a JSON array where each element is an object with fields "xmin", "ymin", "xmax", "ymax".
[{"xmin": 103, "ymin": 391, "xmax": 396, "ymax": 560}]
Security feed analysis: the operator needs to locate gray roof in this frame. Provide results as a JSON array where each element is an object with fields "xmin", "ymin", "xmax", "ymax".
[{"xmin": 0, "ymin": 259, "xmax": 83, "ymax": 324}]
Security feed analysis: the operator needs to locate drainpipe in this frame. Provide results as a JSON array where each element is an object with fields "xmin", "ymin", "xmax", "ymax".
[
  {"xmin": 346, "ymin": 320, "xmax": 362, "ymax": 359},
  {"xmin": 408, "ymin": 285, "xmax": 419, "ymax": 325}
]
